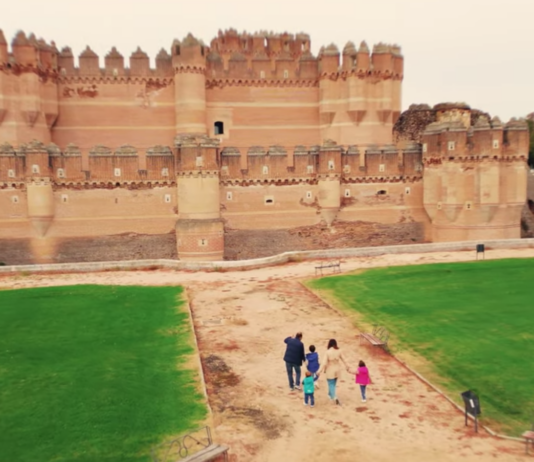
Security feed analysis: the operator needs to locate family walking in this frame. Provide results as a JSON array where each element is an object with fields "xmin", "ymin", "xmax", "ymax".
[{"xmin": 283, "ymin": 332, "xmax": 371, "ymax": 407}]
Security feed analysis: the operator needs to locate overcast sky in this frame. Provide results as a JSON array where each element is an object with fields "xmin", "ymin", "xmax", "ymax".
[{"xmin": 2, "ymin": 0, "xmax": 533, "ymax": 120}]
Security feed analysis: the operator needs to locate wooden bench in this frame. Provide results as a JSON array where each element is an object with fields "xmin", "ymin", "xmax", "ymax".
[
  {"xmin": 360, "ymin": 325, "xmax": 389, "ymax": 350},
  {"xmin": 151, "ymin": 426, "xmax": 229, "ymax": 462},
  {"xmin": 314, "ymin": 260, "xmax": 341, "ymax": 276}
]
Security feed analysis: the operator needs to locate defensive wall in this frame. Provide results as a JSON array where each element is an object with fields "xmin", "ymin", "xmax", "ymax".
[{"xmin": 0, "ymin": 28, "xmax": 530, "ymax": 264}]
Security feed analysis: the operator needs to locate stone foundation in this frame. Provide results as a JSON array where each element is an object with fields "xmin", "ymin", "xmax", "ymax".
[
  {"xmin": 0, "ymin": 232, "xmax": 177, "ymax": 265},
  {"xmin": 223, "ymin": 220, "xmax": 427, "ymax": 260}
]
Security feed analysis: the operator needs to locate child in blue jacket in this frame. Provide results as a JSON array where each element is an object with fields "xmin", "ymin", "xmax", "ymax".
[{"xmin": 306, "ymin": 345, "xmax": 320, "ymax": 388}]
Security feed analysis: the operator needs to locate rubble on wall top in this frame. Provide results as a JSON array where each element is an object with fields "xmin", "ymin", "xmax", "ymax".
[
  {"xmin": 433, "ymin": 102, "xmax": 471, "ymax": 111},
  {"xmin": 80, "ymin": 46, "xmax": 98, "ymax": 58},
  {"xmin": 0, "ymin": 142, "xmax": 15, "ymax": 155},
  {"xmin": 268, "ymin": 145, "xmax": 287, "ymax": 156},
  {"xmin": 248, "ymin": 146, "xmax": 267, "ymax": 156},
  {"xmin": 64, "ymin": 143, "xmax": 81, "ymax": 156},
  {"xmin": 474, "ymin": 116, "xmax": 491, "ymax": 130},
  {"xmin": 106, "ymin": 47, "xmax": 123, "ymax": 59},
  {"xmin": 299, "ymin": 51, "xmax": 316, "ymax": 61}
]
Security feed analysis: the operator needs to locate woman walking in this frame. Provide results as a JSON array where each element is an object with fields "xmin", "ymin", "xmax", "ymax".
[{"xmin": 318, "ymin": 338, "xmax": 348, "ymax": 405}]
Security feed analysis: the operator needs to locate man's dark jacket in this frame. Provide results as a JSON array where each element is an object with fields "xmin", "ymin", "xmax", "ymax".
[{"xmin": 283, "ymin": 337, "xmax": 306, "ymax": 365}]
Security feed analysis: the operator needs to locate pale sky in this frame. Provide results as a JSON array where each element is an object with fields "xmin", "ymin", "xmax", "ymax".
[{"xmin": 3, "ymin": 0, "xmax": 533, "ymax": 120}]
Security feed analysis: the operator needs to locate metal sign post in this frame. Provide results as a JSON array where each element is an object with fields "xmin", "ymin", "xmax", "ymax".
[{"xmin": 461, "ymin": 390, "xmax": 481, "ymax": 432}]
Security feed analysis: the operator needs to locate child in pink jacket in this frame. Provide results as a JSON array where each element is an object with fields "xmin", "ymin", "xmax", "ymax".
[{"xmin": 347, "ymin": 360, "xmax": 371, "ymax": 403}]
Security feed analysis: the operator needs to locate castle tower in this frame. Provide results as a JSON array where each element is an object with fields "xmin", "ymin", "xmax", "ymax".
[
  {"xmin": 22, "ymin": 140, "xmax": 55, "ymax": 237},
  {"xmin": 422, "ymin": 108, "xmax": 528, "ymax": 242},
  {"xmin": 175, "ymin": 134, "xmax": 224, "ymax": 261},
  {"xmin": 172, "ymin": 34, "xmax": 208, "ymax": 135},
  {"xmin": 317, "ymin": 140, "xmax": 342, "ymax": 225},
  {"xmin": 0, "ymin": 32, "xmax": 56, "ymax": 145},
  {"xmin": 318, "ymin": 44, "xmax": 341, "ymax": 143}
]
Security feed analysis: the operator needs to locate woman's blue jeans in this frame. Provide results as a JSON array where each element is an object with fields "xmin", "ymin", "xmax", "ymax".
[{"xmin": 327, "ymin": 378, "xmax": 337, "ymax": 399}]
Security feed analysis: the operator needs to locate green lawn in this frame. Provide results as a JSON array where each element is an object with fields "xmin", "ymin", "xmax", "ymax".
[
  {"xmin": 0, "ymin": 285, "xmax": 206, "ymax": 462},
  {"xmin": 308, "ymin": 258, "xmax": 534, "ymax": 436}
]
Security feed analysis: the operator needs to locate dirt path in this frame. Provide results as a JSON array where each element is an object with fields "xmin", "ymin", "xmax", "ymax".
[{"xmin": 1, "ymin": 248, "xmax": 533, "ymax": 461}]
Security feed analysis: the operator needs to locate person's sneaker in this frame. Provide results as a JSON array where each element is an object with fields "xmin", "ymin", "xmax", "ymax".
[
  {"xmin": 311, "ymin": 404, "xmax": 315, "ymax": 407},
  {"xmin": 303, "ymin": 402, "xmax": 307, "ymax": 406},
  {"xmin": 294, "ymin": 385, "xmax": 301, "ymax": 391},
  {"xmin": 362, "ymin": 399, "xmax": 367, "ymax": 403},
  {"xmin": 335, "ymin": 398, "xmax": 340, "ymax": 405},
  {"xmin": 290, "ymin": 387, "xmax": 295, "ymax": 391}
]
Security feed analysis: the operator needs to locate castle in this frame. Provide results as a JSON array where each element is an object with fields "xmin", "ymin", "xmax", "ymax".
[{"xmin": 0, "ymin": 29, "xmax": 529, "ymax": 264}]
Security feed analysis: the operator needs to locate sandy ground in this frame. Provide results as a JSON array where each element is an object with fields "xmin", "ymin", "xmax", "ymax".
[{"xmin": 2, "ymin": 248, "xmax": 534, "ymax": 461}]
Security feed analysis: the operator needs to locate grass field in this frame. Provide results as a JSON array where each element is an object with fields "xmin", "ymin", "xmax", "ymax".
[
  {"xmin": 0, "ymin": 285, "xmax": 206, "ymax": 462},
  {"xmin": 308, "ymin": 258, "xmax": 534, "ymax": 436}
]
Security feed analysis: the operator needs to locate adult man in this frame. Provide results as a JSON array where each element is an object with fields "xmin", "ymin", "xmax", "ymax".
[{"xmin": 283, "ymin": 332, "xmax": 306, "ymax": 391}]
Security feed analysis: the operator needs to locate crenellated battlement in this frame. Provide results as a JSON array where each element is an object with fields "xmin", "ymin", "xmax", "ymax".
[
  {"xmin": 0, "ymin": 28, "xmax": 403, "ymax": 83},
  {"xmin": 421, "ymin": 115, "xmax": 529, "ymax": 163},
  {"xmin": 0, "ymin": 139, "xmax": 425, "ymax": 187}
]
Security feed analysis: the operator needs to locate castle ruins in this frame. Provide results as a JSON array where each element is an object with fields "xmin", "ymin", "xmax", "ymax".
[{"xmin": 0, "ymin": 29, "xmax": 529, "ymax": 263}]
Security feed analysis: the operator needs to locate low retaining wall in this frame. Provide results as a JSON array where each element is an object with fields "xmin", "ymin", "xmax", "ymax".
[{"xmin": 1, "ymin": 238, "xmax": 533, "ymax": 275}]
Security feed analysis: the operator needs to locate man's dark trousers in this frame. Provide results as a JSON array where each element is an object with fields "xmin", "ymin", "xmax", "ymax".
[{"xmin": 285, "ymin": 361, "xmax": 301, "ymax": 389}]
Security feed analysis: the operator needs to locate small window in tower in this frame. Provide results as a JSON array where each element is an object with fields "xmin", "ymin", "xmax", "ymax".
[
  {"xmin": 343, "ymin": 165, "xmax": 351, "ymax": 174},
  {"xmin": 113, "ymin": 68, "xmax": 118, "ymax": 77},
  {"xmin": 328, "ymin": 160, "xmax": 335, "ymax": 170},
  {"xmin": 405, "ymin": 187, "xmax": 411, "ymax": 195},
  {"xmin": 61, "ymin": 194, "xmax": 68, "ymax": 203},
  {"xmin": 422, "ymin": 143, "xmax": 428, "ymax": 153},
  {"xmin": 448, "ymin": 141, "xmax": 456, "ymax": 151},
  {"xmin": 57, "ymin": 168, "xmax": 65, "ymax": 178},
  {"xmin": 221, "ymin": 166, "xmax": 229, "ymax": 175},
  {"xmin": 264, "ymin": 195, "xmax": 274, "ymax": 205},
  {"xmin": 379, "ymin": 164, "xmax": 385, "ymax": 172},
  {"xmin": 377, "ymin": 189, "xmax": 387, "ymax": 196},
  {"xmin": 437, "ymin": 202, "xmax": 442, "ymax": 210},
  {"xmin": 214, "ymin": 121, "xmax": 224, "ymax": 135},
  {"xmin": 198, "ymin": 238, "xmax": 208, "ymax": 247},
  {"xmin": 11, "ymin": 196, "xmax": 19, "ymax": 204},
  {"xmin": 262, "ymin": 165, "xmax": 269, "ymax": 175},
  {"xmin": 283, "ymin": 70, "xmax": 289, "ymax": 79},
  {"xmin": 307, "ymin": 165, "xmax": 314, "ymax": 174},
  {"xmin": 161, "ymin": 168, "xmax": 169, "ymax": 177},
  {"xmin": 493, "ymin": 140, "xmax": 500, "ymax": 149},
  {"xmin": 114, "ymin": 168, "xmax": 121, "ymax": 177},
  {"xmin": 226, "ymin": 191, "xmax": 233, "ymax": 201},
  {"xmin": 264, "ymin": 38, "xmax": 268, "ymax": 48},
  {"xmin": 260, "ymin": 70, "xmax": 266, "ymax": 79},
  {"xmin": 32, "ymin": 164, "xmax": 40, "ymax": 174},
  {"xmin": 306, "ymin": 191, "xmax": 312, "ymax": 199},
  {"xmin": 196, "ymin": 156, "xmax": 204, "ymax": 167},
  {"xmin": 344, "ymin": 189, "xmax": 351, "ymax": 198},
  {"xmin": 465, "ymin": 201, "xmax": 472, "ymax": 210},
  {"xmin": 7, "ymin": 169, "xmax": 15, "ymax": 178},
  {"xmin": 61, "ymin": 68, "xmax": 67, "ymax": 76},
  {"xmin": 164, "ymin": 194, "xmax": 171, "ymax": 203}
]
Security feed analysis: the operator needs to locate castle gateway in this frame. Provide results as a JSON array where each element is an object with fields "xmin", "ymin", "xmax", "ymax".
[{"xmin": 0, "ymin": 29, "xmax": 528, "ymax": 263}]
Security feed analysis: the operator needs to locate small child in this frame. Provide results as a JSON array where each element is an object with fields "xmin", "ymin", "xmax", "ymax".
[
  {"xmin": 303, "ymin": 371, "xmax": 315, "ymax": 407},
  {"xmin": 347, "ymin": 360, "xmax": 371, "ymax": 403},
  {"xmin": 306, "ymin": 345, "xmax": 320, "ymax": 388}
]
